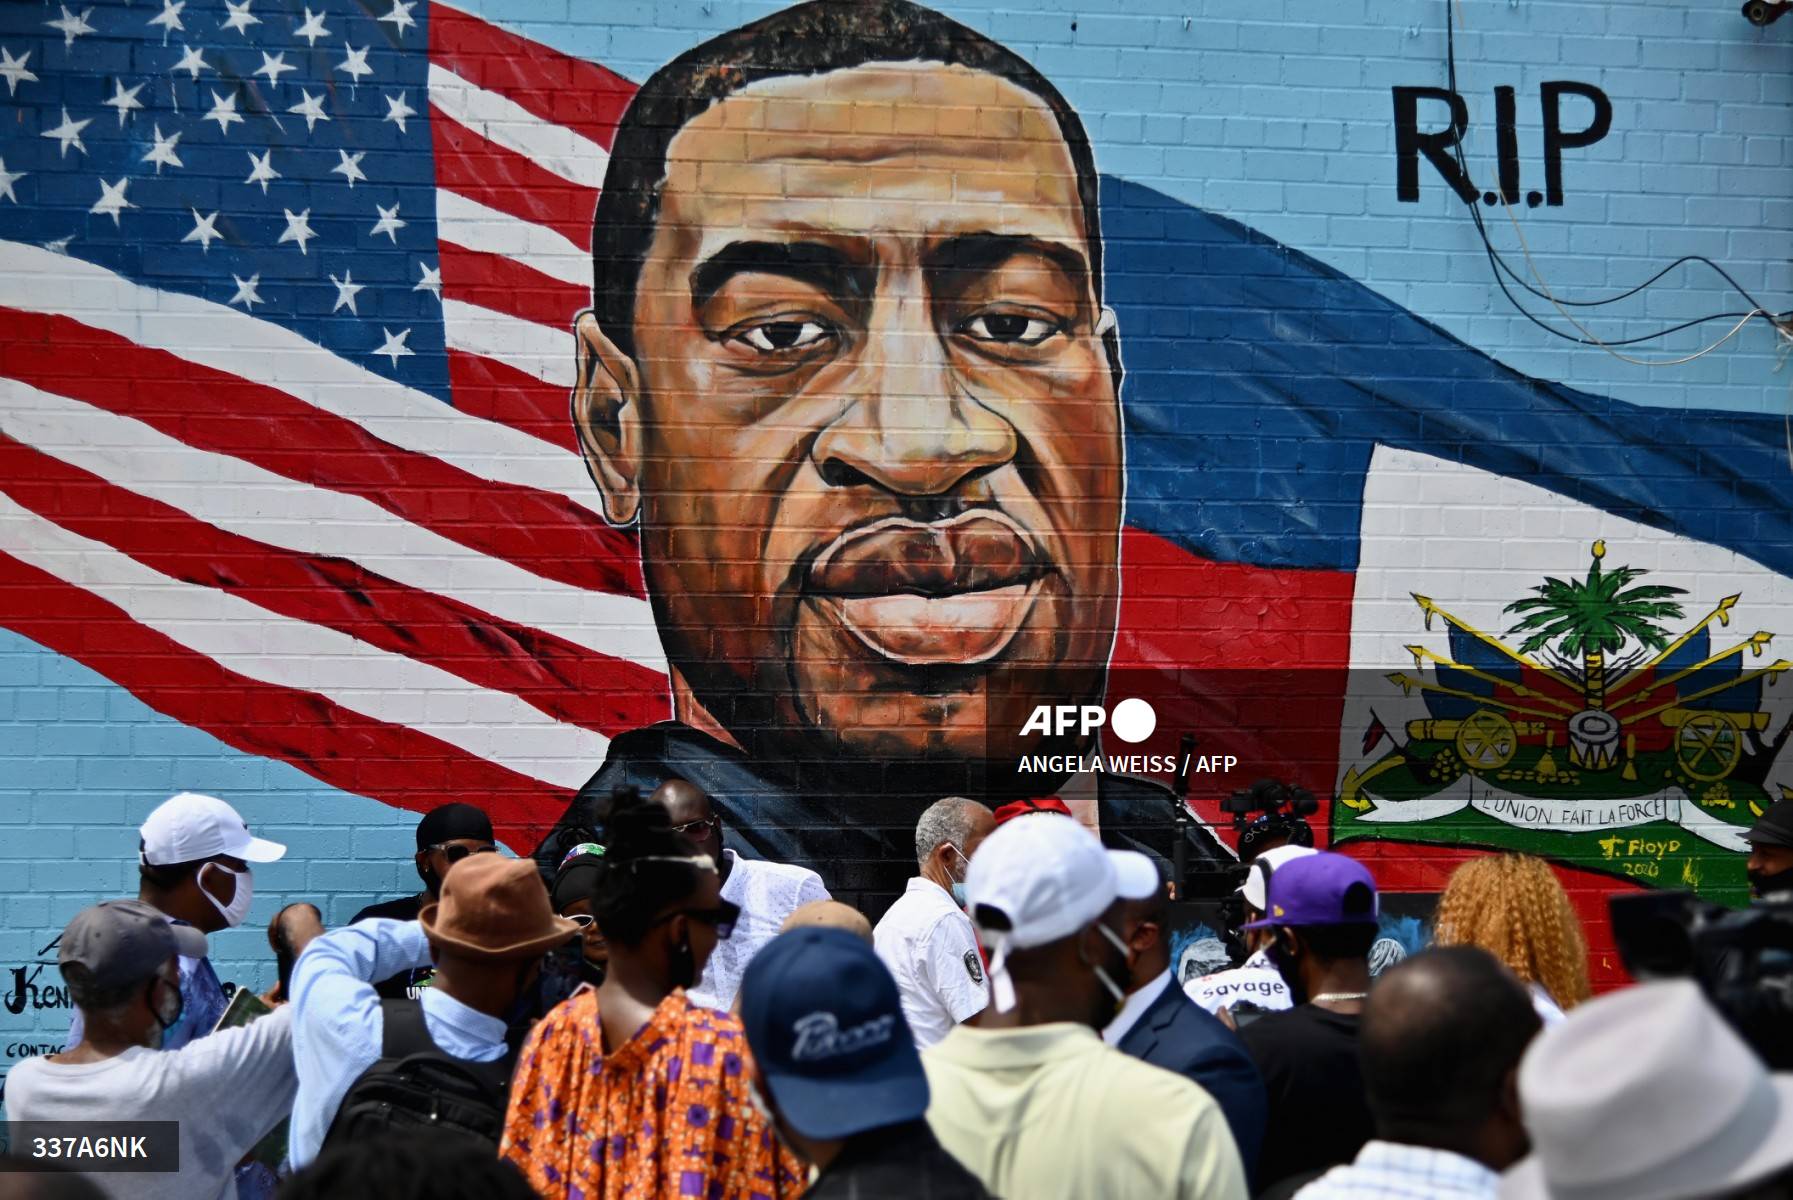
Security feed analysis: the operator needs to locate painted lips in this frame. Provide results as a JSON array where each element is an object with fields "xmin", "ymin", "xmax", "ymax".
[{"xmin": 804, "ymin": 512, "xmax": 1045, "ymax": 665}]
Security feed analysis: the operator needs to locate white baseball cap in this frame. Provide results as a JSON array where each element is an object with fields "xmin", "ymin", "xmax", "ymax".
[
  {"xmin": 1238, "ymin": 844, "xmax": 1320, "ymax": 912},
  {"xmin": 965, "ymin": 813, "xmax": 1159, "ymax": 1011},
  {"xmin": 139, "ymin": 792, "xmax": 287, "ymax": 867},
  {"xmin": 1501, "ymin": 979, "xmax": 1793, "ymax": 1200}
]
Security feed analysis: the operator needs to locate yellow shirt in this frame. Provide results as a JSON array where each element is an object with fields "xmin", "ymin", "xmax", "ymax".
[{"xmin": 924, "ymin": 1021, "xmax": 1248, "ymax": 1200}]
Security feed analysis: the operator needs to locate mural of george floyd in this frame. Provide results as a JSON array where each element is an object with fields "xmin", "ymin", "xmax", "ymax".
[{"xmin": 0, "ymin": 0, "xmax": 1788, "ymax": 1094}]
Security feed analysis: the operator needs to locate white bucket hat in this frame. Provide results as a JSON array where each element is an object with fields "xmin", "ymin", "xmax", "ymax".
[{"xmin": 1500, "ymin": 979, "xmax": 1793, "ymax": 1200}]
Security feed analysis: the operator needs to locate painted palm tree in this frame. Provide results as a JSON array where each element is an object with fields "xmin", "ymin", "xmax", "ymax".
[{"xmin": 1503, "ymin": 541, "xmax": 1687, "ymax": 709}]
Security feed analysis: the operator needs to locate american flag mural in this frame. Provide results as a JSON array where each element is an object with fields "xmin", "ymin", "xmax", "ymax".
[
  {"xmin": 0, "ymin": 0, "xmax": 666, "ymax": 850},
  {"xmin": 1, "ymin": 0, "xmax": 1789, "ymax": 984}
]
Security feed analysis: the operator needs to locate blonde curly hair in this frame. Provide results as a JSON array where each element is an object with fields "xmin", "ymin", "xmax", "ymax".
[{"xmin": 1432, "ymin": 853, "xmax": 1593, "ymax": 1010}]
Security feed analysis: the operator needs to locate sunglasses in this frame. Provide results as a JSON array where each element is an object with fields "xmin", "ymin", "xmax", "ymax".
[
  {"xmin": 657, "ymin": 899, "xmax": 741, "ymax": 940},
  {"xmin": 670, "ymin": 815, "xmax": 722, "ymax": 840},
  {"xmin": 429, "ymin": 842, "xmax": 498, "ymax": 864}
]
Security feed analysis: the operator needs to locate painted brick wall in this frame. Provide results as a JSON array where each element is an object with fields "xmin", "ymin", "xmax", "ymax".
[{"xmin": 0, "ymin": 0, "xmax": 1789, "ymax": 1101}]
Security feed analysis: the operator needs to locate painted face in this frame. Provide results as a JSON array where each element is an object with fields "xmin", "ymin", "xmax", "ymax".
[{"xmin": 581, "ymin": 63, "xmax": 1123, "ymax": 788}]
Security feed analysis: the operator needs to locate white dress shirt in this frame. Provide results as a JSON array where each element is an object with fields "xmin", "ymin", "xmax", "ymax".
[
  {"xmin": 287, "ymin": 918, "xmax": 508, "ymax": 1167},
  {"xmin": 874, "ymin": 876, "xmax": 988, "ymax": 1048},
  {"xmin": 687, "ymin": 849, "xmax": 830, "ymax": 1011},
  {"xmin": 1294, "ymin": 1140, "xmax": 1500, "ymax": 1199},
  {"xmin": 1104, "ymin": 967, "xmax": 1172, "ymax": 1045}
]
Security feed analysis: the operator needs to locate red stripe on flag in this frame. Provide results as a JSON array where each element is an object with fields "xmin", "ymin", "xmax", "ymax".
[
  {"xmin": 432, "ymin": 115, "xmax": 598, "ymax": 251},
  {"xmin": 438, "ymin": 239, "xmax": 588, "ymax": 333},
  {"xmin": 1110, "ymin": 529, "xmax": 1356, "ymax": 848},
  {"xmin": 0, "ymin": 435, "xmax": 669, "ymax": 737},
  {"xmin": 0, "ymin": 549, "xmax": 572, "ymax": 850},
  {"xmin": 429, "ymin": 2, "xmax": 635, "ymax": 150},
  {"xmin": 448, "ymin": 349, "xmax": 581, "ymax": 455},
  {"xmin": 0, "ymin": 308, "xmax": 645, "ymax": 599}
]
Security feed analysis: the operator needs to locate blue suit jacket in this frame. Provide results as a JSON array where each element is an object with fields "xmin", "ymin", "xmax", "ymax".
[{"xmin": 1115, "ymin": 977, "xmax": 1269, "ymax": 1181}]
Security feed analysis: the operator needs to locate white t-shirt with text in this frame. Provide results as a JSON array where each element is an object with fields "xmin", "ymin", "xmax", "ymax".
[{"xmin": 1186, "ymin": 947, "xmax": 1294, "ymax": 1016}]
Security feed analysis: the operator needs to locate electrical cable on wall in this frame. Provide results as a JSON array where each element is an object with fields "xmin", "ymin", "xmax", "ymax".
[{"xmin": 1441, "ymin": 0, "xmax": 1793, "ymax": 363}]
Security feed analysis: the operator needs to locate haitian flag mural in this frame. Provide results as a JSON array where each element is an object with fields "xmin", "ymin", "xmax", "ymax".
[{"xmin": 0, "ymin": 0, "xmax": 1788, "ymax": 1015}]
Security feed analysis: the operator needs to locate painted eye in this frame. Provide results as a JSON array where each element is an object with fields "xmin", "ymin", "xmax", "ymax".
[
  {"xmin": 733, "ymin": 320, "xmax": 832, "ymax": 353},
  {"xmin": 960, "ymin": 312, "xmax": 1062, "ymax": 346}
]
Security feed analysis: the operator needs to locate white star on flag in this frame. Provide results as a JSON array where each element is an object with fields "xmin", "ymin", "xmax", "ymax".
[
  {"xmin": 147, "ymin": 0, "xmax": 184, "ymax": 39},
  {"xmin": 41, "ymin": 236, "xmax": 72, "ymax": 255},
  {"xmin": 103, "ymin": 80, "xmax": 145, "ymax": 125},
  {"xmin": 221, "ymin": 0, "xmax": 260, "ymax": 36},
  {"xmin": 203, "ymin": 89, "xmax": 243, "ymax": 135},
  {"xmin": 182, "ymin": 208, "xmax": 222, "ymax": 251},
  {"xmin": 0, "ymin": 47, "xmax": 37, "ymax": 97},
  {"xmin": 172, "ymin": 45, "xmax": 210, "ymax": 79},
  {"xmin": 47, "ymin": 6, "xmax": 96, "ymax": 49},
  {"xmin": 369, "ymin": 202, "xmax": 405, "ymax": 243},
  {"xmin": 330, "ymin": 271, "xmax": 365, "ymax": 314},
  {"xmin": 379, "ymin": 1, "xmax": 418, "ymax": 36},
  {"xmin": 278, "ymin": 208, "xmax": 316, "ymax": 255},
  {"xmin": 331, "ymin": 149, "xmax": 367, "ymax": 188},
  {"xmin": 90, "ymin": 177, "xmax": 134, "ymax": 226},
  {"xmin": 254, "ymin": 51, "xmax": 293, "ymax": 88},
  {"xmin": 337, "ymin": 44, "xmax": 373, "ymax": 87},
  {"xmin": 374, "ymin": 327, "xmax": 414, "ymax": 366},
  {"xmin": 382, "ymin": 91, "xmax": 415, "ymax": 134},
  {"xmin": 40, "ymin": 108, "xmax": 91, "ymax": 159},
  {"xmin": 293, "ymin": 7, "xmax": 330, "ymax": 46},
  {"xmin": 0, "ymin": 158, "xmax": 24, "ymax": 205},
  {"xmin": 228, "ymin": 273, "xmax": 263, "ymax": 309},
  {"xmin": 244, "ymin": 149, "xmax": 279, "ymax": 193},
  {"xmin": 414, "ymin": 262, "xmax": 442, "ymax": 298},
  {"xmin": 142, "ymin": 125, "xmax": 183, "ymax": 173},
  {"xmin": 288, "ymin": 90, "xmax": 329, "ymax": 133}
]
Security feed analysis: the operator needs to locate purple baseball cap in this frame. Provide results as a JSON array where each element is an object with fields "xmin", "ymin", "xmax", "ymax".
[{"xmin": 1242, "ymin": 850, "xmax": 1379, "ymax": 929}]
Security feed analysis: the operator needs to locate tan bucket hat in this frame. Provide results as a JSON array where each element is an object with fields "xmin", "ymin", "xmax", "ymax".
[{"xmin": 419, "ymin": 854, "xmax": 579, "ymax": 960}]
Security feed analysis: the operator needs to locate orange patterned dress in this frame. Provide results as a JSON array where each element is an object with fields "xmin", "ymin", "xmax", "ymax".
[{"xmin": 500, "ymin": 988, "xmax": 804, "ymax": 1200}]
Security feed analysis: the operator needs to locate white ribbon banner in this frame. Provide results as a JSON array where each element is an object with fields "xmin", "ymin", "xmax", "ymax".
[{"xmin": 1357, "ymin": 774, "xmax": 1751, "ymax": 852}]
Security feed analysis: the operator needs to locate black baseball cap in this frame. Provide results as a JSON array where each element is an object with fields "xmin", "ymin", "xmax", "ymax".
[
  {"xmin": 737, "ymin": 927, "xmax": 928, "ymax": 1141},
  {"xmin": 415, "ymin": 803, "xmax": 494, "ymax": 850},
  {"xmin": 1747, "ymin": 797, "xmax": 1793, "ymax": 851}
]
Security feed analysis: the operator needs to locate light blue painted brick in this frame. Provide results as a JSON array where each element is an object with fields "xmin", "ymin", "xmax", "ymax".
[{"xmin": 1070, "ymin": 13, "xmax": 1158, "ymax": 46}]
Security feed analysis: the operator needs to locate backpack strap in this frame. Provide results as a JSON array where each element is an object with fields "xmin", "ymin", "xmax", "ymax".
[
  {"xmin": 378, "ymin": 997, "xmax": 438, "ymax": 1059},
  {"xmin": 376, "ymin": 996, "xmax": 513, "ymax": 1091}
]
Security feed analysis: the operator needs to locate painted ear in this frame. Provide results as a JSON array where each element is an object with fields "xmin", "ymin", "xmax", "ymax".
[{"xmin": 572, "ymin": 311, "xmax": 644, "ymax": 528}]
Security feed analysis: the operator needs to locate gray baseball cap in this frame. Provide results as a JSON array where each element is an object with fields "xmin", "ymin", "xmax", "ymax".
[{"xmin": 59, "ymin": 900, "xmax": 208, "ymax": 989}]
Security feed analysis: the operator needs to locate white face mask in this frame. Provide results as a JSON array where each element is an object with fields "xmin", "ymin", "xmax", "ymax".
[{"xmin": 199, "ymin": 862, "xmax": 253, "ymax": 928}]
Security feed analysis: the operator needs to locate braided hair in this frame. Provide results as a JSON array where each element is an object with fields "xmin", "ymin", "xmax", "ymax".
[{"xmin": 589, "ymin": 787, "xmax": 712, "ymax": 946}]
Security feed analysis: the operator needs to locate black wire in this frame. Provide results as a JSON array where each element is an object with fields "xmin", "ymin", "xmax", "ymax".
[{"xmin": 1441, "ymin": 6, "xmax": 1792, "ymax": 346}]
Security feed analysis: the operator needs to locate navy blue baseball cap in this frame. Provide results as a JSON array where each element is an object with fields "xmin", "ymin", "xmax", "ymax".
[{"xmin": 738, "ymin": 927, "xmax": 929, "ymax": 1140}]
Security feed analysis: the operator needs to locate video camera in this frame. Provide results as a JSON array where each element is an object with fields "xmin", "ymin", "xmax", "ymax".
[
  {"xmin": 1611, "ymin": 891, "xmax": 1793, "ymax": 1069},
  {"xmin": 1219, "ymin": 778, "xmax": 1319, "ymax": 864}
]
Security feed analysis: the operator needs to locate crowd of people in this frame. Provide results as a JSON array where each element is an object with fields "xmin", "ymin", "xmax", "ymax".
[{"xmin": 3, "ymin": 784, "xmax": 1792, "ymax": 1200}]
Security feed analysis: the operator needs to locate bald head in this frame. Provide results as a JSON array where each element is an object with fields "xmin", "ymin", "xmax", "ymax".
[
  {"xmin": 780, "ymin": 899, "xmax": 873, "ymax": 943},
  {"xmin": 1362, "ymin": 946, "xmax": 1541, "ymax": 1155},
  {"xmin": 650, "ymin": 778, "xmax": 721, "ymax": 866}
]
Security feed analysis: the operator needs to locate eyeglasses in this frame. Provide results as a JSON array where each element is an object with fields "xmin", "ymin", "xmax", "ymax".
[
  {"xmin": 429, "ymin": 842, "xmax": 498, "ymax": 864},
  {"xmin": 656, "ymin": 899, "xmax": 741, "ymax": 940},
  {"xmin": 669, "ymin": 815, "xmax": 722, "ymax": 840}
]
